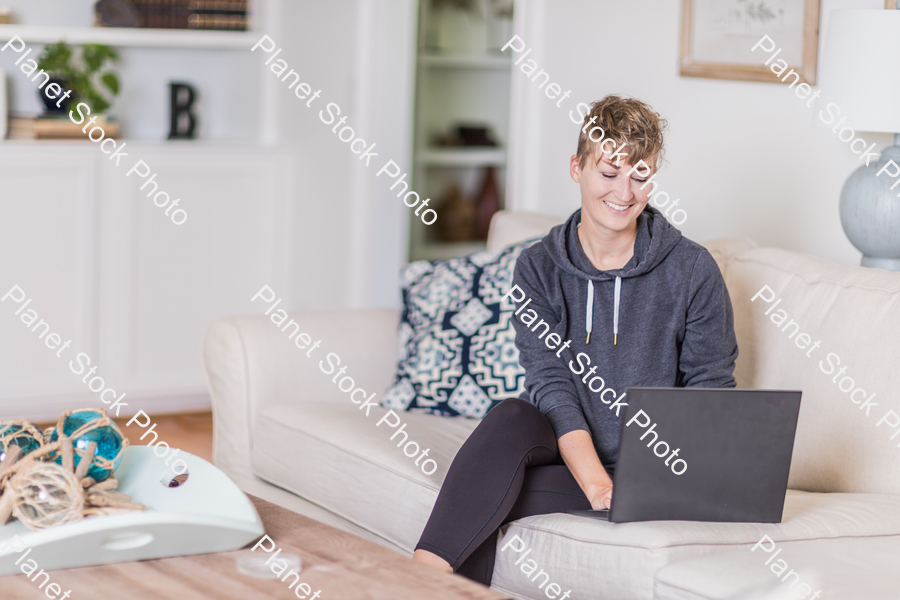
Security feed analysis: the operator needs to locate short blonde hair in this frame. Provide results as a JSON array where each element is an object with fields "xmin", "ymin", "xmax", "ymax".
[{"xmin": 576, "ymin": 95, "xmax": 667, "ymax": 171}]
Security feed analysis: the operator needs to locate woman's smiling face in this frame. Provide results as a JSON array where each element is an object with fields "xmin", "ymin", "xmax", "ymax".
[{"xmin": 570, "ymin": 150, "xmax": 655, "ymax": 234}]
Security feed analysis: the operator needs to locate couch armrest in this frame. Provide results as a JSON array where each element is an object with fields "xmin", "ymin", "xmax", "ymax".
[{"xmin": 202, "ymin": 308, "xmax": 401, "ymax": 482}]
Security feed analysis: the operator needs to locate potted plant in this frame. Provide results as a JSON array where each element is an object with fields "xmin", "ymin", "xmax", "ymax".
[{"xmin": 36, "ymin": 42, "xmax": 120, "ymax": 115}]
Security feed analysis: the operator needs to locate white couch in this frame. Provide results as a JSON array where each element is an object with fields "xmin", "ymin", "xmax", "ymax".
[{"xmin": 203, "ymin": 211, "xmax": 900, "ymax": 600}]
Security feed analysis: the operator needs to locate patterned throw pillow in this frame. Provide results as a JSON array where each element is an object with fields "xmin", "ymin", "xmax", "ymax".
[{"xmin": 381, "ymin": 240, "xmax": 538, "ymax": 418}]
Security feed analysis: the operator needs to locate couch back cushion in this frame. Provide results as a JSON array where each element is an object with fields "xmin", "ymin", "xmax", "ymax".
[
  {"xmin": 487, "ymin": 210, "xmax": 565, "ymax": 252},
  {"xmin": 725, "ymin": 247, "xmax": 900, "ymax": 495},
  {"xmin": 487, "ymin": 211, "xmax": 900, "ymax": 495}
]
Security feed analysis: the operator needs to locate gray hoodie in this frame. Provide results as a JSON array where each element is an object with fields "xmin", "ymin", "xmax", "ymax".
[{"xmin": 511, "ymin": 206, "xmax": 738, "ymax": 468}]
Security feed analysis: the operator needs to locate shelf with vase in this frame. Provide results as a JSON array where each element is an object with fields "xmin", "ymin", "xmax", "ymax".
[{"xmin": 409, "ymin": 0, "xmax": 514, "ymax": 262}]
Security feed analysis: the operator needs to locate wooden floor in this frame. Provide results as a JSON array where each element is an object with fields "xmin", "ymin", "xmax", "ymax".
[{"xmin": 38, "ymin": 411, "xmax": 215, "ymax": 463}]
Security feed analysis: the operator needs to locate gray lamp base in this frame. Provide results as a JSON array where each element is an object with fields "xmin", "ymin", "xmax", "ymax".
[
  {"xmin": 861, "ymin": 256, "xmax": 900, "ymax": 271},
  {"xmin": 839, "ymin": 138, "xmax": 900, "ymax": 272}
]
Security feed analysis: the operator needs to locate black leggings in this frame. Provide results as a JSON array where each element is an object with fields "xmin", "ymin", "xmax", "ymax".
[{"xmin": 416, "ymin": 398, "xmax": 593, "ymax": 585}]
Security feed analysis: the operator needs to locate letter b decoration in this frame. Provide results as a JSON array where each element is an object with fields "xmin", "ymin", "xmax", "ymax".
[{"xmin": 168, "ymin": 82, "xmax": 197, "ymax": 139}]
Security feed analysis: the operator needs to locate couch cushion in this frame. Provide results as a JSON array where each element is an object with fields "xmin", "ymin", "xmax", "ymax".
[
  {"xmin": 382, "ymin": 240, "xmax": 538, "ymax": 417},
  {"xmin": 725, "ymin": 247, "xmax": 900, "ymax": 495},
  {"xmin": 491, "ymin": 490, "xmax": 900, "ymax": 600},
  {"xmin": 653, "ymin": 535, "xmax": 900, "ymax": 600},
  {"xmin": 250, "ymin": 401, "xmax": 478, "ymax": 551}
]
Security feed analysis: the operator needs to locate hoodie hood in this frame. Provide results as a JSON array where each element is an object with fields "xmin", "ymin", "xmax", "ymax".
[
  {"xmin": 543, "ymin": 205, "xmax": 683, "ymax": 281},
  {"xmin": 542, "ymin": 206, "xmax": 683, "ymax": 344}
]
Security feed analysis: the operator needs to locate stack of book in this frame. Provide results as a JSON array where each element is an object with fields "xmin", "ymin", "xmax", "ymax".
[
  {"xmin": 131, "ymin": 0, "xmax": 191, "ymax": 29},
  {"xmin": 187, "ymin": 0, "xmax": 249, "ymax": 30},
  {"xmin": 98, "ymin": 0, "xmax": 249, "ymax": 30},
  {"xmin": 7, "ymin": 114, "xmax": 120, "ymax": 140}
]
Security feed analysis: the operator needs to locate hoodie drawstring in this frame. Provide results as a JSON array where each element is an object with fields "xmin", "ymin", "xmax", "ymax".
[
  {"xmin": 586, "ymin": 281, "xmax": 594, "ymax": 344},
  {"xmin": 586, "ymin": 277, "xmax": 621, "ymax": 346},
  {"xmin": 613, "ymin": 276, "xmax": 621, "ymax": 346}
]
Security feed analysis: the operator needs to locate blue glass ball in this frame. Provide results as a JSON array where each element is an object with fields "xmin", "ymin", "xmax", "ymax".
[
  {"xmin": 50, "ymin": 409, "xmax": 124, "ymax": 481},
  {"xmin": 0, "ymin": 421, "xmax": 43, "ymax": 462}
]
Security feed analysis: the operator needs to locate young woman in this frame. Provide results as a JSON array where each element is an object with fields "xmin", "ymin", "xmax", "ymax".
[{"xmin": 411, "ymin": 95, "xmax": 739, "ymax": 585}]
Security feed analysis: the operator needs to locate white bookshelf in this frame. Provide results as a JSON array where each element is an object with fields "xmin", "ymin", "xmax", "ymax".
[
  {"xmin": 408, "ymin": 0, "xmax": 514, "ymax": 262},
  {"xmin": 417, "ymin": 147, "xmax": 506, "ymax": 167},
  {"xmin": 0, "ymin": 24, "xmax": 257, "ymax": 49},
  {"xmin": 0, "ymin": 0, "xmax": 418, "ymax": 417},
  {"xmin": 0, "ymin": 0, "xmax": 274, "ymax": 142},
  {"xmin": 418, "ymin": 52, "xmax": 510, "ymax": 69}
]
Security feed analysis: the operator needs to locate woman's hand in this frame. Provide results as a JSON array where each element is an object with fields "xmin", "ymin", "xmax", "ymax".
[
  {"xmin": 586, "ymin": 481, "xmax": 613, "ymax": 510},
  {"xmin": 557, "ymin": 429, "xmax": 615, "ymax": 510}
]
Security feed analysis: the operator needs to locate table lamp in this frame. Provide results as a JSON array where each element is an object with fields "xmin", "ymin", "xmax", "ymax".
[{"xmin": 817, "ymin": 9, "xmax": 900, "ymax": 271}]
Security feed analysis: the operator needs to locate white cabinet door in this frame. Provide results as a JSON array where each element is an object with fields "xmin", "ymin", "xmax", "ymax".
[
  {"xmin": 0, "ymin": 143, "xmax": 289, "ymax": 420},
  {"xmin": 0, "ymin": 147, "xmax": 99, "ymax": 418},
  {"xmin": 98, "ymin": 145, "xmax": 290, "ymax": 410}
]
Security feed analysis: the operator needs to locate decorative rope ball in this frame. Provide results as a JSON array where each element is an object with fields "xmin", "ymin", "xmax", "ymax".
[
  {"xmin": 49, "ymin": 408, "xmax": 127, "ymax": 482},
  {"xmin": 0, "ymin": 420, "xmax": 43, "ymax": 462},
  {"xmin": 9, "ymin": 462, "xmax": 83, "ymax": 529}
]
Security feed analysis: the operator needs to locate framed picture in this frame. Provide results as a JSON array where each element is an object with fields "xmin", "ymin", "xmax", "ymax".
[{"xmin": 680, "ymin": 0, "xmax": 820, "ymax": 84}]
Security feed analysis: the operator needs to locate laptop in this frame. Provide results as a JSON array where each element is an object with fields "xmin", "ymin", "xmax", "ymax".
[{"xmin": 568, "ymin": 387, "xmax": 802, "ymax": 523}]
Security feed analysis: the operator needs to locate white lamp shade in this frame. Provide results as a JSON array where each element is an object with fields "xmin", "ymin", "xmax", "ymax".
[{"xmin": 817, "ymin": 10, "xmax": 900, "ymax": 133}]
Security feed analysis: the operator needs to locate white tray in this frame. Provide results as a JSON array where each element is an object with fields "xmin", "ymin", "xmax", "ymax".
[{"xmin": 0, "ymin": 445, "xmax": 264, "ymax": 574}]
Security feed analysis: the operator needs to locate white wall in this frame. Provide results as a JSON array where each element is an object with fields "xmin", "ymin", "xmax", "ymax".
[
  {"xmin": 262, "ymin": 0, "xmax": 416, "ymax": 310},
  {"xmin": 507, "ymin": 0, "xmax": 891, "ymax": 266}
]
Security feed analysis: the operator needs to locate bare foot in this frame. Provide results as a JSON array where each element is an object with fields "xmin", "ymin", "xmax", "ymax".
[{"xmin": 412, "ymin": 549, "xmax": 453, "ymax": 573}]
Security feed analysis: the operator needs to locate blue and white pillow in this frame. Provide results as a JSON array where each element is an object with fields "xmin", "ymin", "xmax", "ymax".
[{"xmin": 381, "ymin": 240, "xmax": 538, "ymax": 418}]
